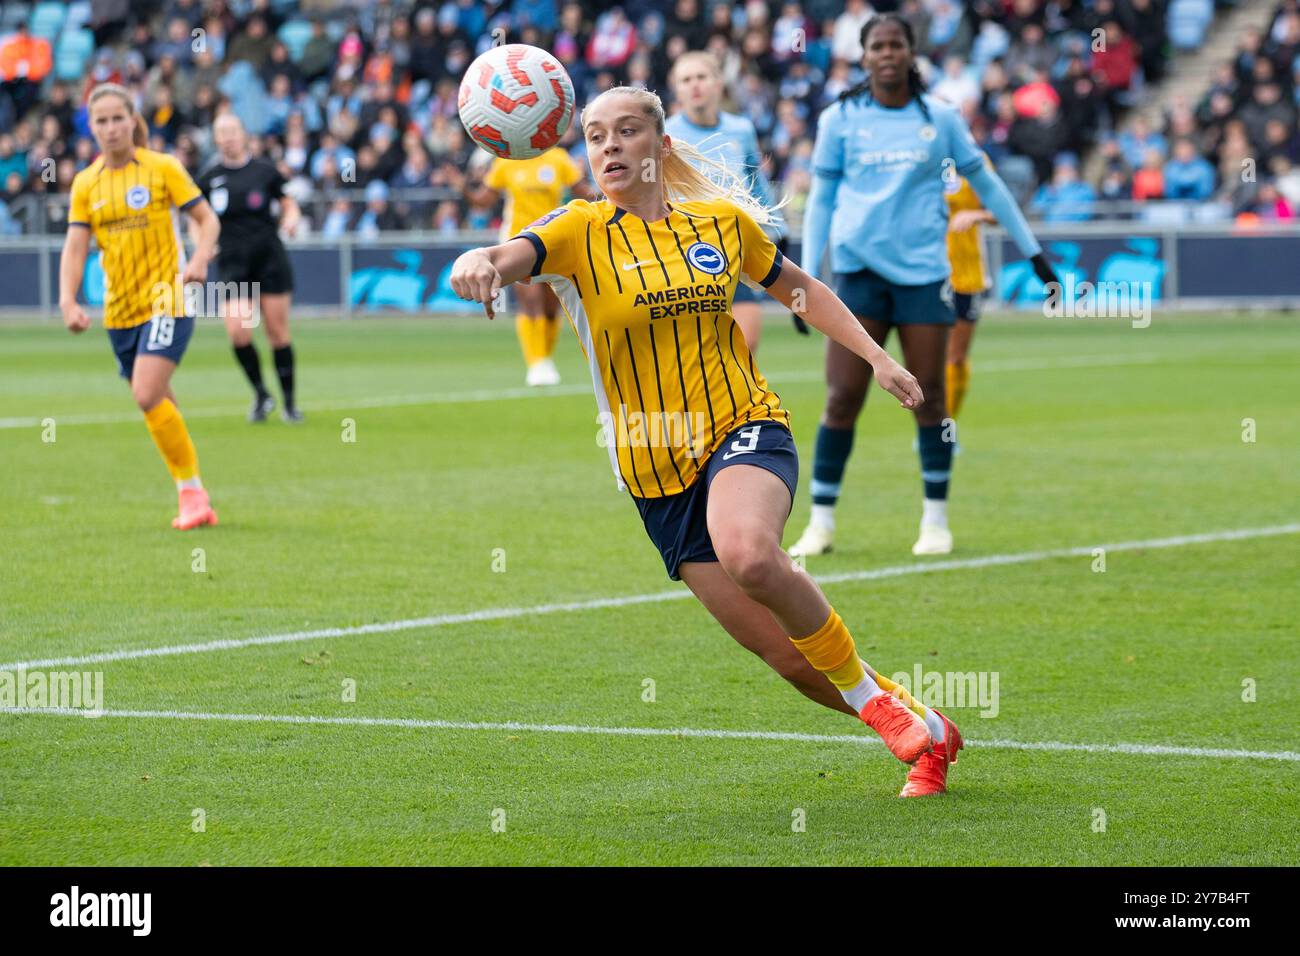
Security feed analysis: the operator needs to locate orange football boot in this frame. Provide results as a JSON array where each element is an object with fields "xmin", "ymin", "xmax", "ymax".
[
  {"xmin": 859, "ymin": 692, "xmax": 933, "ymax": 764},
  {"xmin": 899, "ymin": 710, "xmax": 964, "ymax": 797},
  {"xmin": 172, "ymin": 487, "xmax": 218, "ymax": 530}
]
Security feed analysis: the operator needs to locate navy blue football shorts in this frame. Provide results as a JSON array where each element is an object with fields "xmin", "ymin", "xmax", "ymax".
[
  {"xmin": 107, "ymin": 314, "xmax": 195, "ymax": 380},
  {"xmin": 834, "ymin": 264, "xmax": 956, "ymax": 326},
  {"xmin": 634, "ymin": 420, "xmax": 799, "ymax": 581}
]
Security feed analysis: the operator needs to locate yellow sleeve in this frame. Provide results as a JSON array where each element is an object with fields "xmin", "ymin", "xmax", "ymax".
[
  {"xmin": 162, "ymin": 154, "xmax": 203, "ymax": 210},
  {"xmin": 483, "ymin": 159, "xmax": 507, "ymax": 191},
  {"xmin": 734, "ymin": 204, "xmax": 783, "ymax": 288},
  {"xmin": 558, "ymin": 150, "xmax": 583, "ymax": 188},
  {"xmin": 68, "ymin": 172, "xmax": 90, "ymax": 227},
  {"xmin": 515, "ymin": 200, "xmax": 587, "ymax": 278}
]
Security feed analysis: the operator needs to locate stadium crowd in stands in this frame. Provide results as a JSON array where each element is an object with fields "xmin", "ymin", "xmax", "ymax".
[{"xmin": 0, "ymin": 0, "xmax": 1295, "ymax": 236}]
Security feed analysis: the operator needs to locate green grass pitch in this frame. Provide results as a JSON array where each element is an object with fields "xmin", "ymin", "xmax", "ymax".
[{"xmin": 0, "ymin": 308, "xmax": 1296, "ymax": 865}]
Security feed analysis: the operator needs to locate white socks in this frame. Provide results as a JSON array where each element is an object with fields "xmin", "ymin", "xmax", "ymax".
[
  {"xmin": 923, "ymin": 708, "xmax": 947, "ymax": 743},
  {"xmin": 810, "ymin": 503, "xmax": 836, "ymax": 531},
  {"xmin": 178, "ymin": 477, "xmax": 203, "ymax": 491},
  {"xmin": 841, "ymin": 672, "xmax": 883, "ymax": 712},
  {"xmin": 922, "ymin": 497, "xmax": 948, "ymax": 528}
]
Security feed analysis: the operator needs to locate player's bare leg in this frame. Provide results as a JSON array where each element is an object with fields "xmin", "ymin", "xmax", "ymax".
[
  {"xmin": 732, "ymin": 301, "xmax": 762, "ymax": 354},
  {"xmin": 789, "ymin": 315, "xmax": 890, "ymax": 557},
  {"xmin": 679, "ymin": 561, "xmax": 852, "ymax": 714},
  {"xmin": 704, "ymin": 462, "xmax": 931, "ymax": 763}
]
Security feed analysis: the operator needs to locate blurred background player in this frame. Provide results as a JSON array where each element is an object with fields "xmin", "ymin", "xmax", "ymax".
[
  {"xmin": 58, "ymin": 83, "xmax": 221, "ymax": 530},
  {"xmin": 944, "ymin": 158, "xmax": 996, "ymax": 422},
  {"xmin": 665, "ymin": 51, "xmax": 790, "ymax": 352},
  {"xmin": 195, "ymin": 112, "xmax": 303, "ymax": 423},
  {"xmin": 790, "ymin": 15, "xmax": 1057, "ymax": 559},
  {"xmin": 470, "ymin": 145, "xmax": 591, "ymax": 386}
]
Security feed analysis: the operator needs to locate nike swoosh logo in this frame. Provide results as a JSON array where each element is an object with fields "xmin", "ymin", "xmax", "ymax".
[
  {"xmin": 622, "ymin": 260, "xmax": 655, "ymax": 271},
  {"xmin": 91, "ymin": 200, "xmax": 107, "ymax": 210},
  {"xmin": 721, "ymin": 448, "xmax": 753, "ymax": 461}
]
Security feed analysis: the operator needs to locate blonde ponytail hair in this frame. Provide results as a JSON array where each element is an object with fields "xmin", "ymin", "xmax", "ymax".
[
  {"xmin": 87, "ymin": 83, "xmax": 149, "ymax": 147},
  {"xmin": 580, "ymin": 86, "xmax": 785, "ymax": 227}
]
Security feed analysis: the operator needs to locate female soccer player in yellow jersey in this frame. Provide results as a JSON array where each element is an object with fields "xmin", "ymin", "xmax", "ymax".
[
  {"xmin": 472, "ymin": 146, "xmax": 592, "ymax": 386},
  {"xmin": 451, "ymin": 87, "xmax": 966, "ymax": 797},
  {"xmin": 944, "ymin": 162, "xmax": 996, "ymax": 420},
  {"xmin": 58, "ymin": 84, "xmax": 222, "ymax": 530}
]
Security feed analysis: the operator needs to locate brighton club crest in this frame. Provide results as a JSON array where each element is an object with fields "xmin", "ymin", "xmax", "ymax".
[{"xmin": 685, "ymin": 241, "xmax": 727, "ymax": 276}]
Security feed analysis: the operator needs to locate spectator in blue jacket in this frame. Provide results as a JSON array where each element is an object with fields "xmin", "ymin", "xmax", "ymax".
[
  {"xmin": 1163, "ymin": 138, "xmax": 1217, "ymax": 200},
  {"xmin": 1030, "ymin": 152, "xmax": 1097, "ymax": 221}
]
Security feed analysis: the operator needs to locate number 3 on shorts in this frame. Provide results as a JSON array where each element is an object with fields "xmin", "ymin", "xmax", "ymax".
[
  {"xmin": 146, "ymin": 315, "xmax": 175, "ymax": 350},
  {"xmin": 722, "ymin": 425, "xmax": 762, "ymax": 460}
]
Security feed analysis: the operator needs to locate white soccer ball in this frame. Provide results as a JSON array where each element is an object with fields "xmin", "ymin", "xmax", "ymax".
[{"xmin": 457, "ymin": 44, "xmax": 576, "ymax": 160}]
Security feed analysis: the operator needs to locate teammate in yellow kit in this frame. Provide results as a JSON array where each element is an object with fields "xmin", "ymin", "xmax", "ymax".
[
  {"xmin": 944, "ymin": 160, "xmax": 996, "ymax": 420},
  {"xmin": 58, "ymin": 83, "xmax": 222, "ymax": 529},
  {"xmin": 474, "ymin": 146, "xmax": 591, "ymax": 385},
  {"xmin": 451, "ymin": 87, "xmax": 967, "ymax": 797}
]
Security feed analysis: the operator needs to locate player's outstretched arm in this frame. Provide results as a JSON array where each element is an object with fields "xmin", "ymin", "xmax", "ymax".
[
  {"xmin": 965, "ymin": 164, "xmax": 1058, "ymax": 286},
  {"xmin": 450, "ymin": 236, "xmax": 537, "ymax": 319},
  {"xmin": 183, "ymin": 199, "xmax": 220, "ymax": 285},
  {"xmin": 58, "ymin": 226, "xmax": 91, "ymax": 334},
  {"xmin": 765, "ymin": 258, "xmax": 922, "ymax": 409}
]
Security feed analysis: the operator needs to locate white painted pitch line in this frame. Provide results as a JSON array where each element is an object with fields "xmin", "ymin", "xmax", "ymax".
[
  {"xmin": 0, "ymin": 352, "xmax": 1177, "ymax": 430},
  {"xmin": 4, "ymin": 523, "xmax": 1296, "ymax": 673},
  {"xmin": 2, "ymin": 707, "xmax": 1295, "ymax": 763}
]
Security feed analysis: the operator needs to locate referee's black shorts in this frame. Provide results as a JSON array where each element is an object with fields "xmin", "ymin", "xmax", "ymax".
[{"xmin": 215, "ymin": 233, "xmax": 294, "ymax": 295}]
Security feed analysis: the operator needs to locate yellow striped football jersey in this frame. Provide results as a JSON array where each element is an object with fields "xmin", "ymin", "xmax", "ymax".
[
  {"xmin": 484, "ymin": 148, "xmax": 584, "ymax": 240},
  {"xmin": 944, "ymin": 173, "xmax": 990, "ymax": 295},
  {"xmin": 518, "ymin": 197, "xmax": 789, "ymax": 498},
  {"xmin": 68, "ymin": 148, "xmax": 204, "ymax": 329}
]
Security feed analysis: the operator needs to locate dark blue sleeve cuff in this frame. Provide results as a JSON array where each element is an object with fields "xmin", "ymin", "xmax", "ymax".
[
  {"xmin": 517, "ymin": 231, "xmax": 547, "ymax": 277},
  {"xmin": 758, "ymin": 247, "xmax": 784, "ymax": 288},
  {"xmin": 180, "ymin": 196, "xmax": 202, "ymax": 211}
]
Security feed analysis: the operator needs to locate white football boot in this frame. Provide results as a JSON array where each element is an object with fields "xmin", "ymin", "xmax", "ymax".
[
  {"xmin": 525, "ymin": 357, "xmax": 561, "ymax": 387},
  {"xmin": 789, "ymin": 522, "xmax": 834, "ymax": 558},
  {"xmin": 912, "ymin": 523, "xmax": 953, "ymax": 556}
]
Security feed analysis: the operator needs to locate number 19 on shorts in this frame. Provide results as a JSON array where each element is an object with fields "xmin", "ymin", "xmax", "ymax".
[{"xmin": 146, "ymin": 315, "xmax": 175, "ymax": 350}]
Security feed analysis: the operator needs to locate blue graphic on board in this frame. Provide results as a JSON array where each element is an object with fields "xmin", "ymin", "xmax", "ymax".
[
  {"xmin": 84, "ymin": 250, "xmax": 104, "ymax": 305},
  {"xmin": 1097, "ymin": 238, "xmax": 1164, "ymax": 295},
  {"xmin": 997, "ymin": 238, "xmax": 1165, "ymax": 307},
  {"xmin": 349, "ymin": 249, "xmax": 478, "ymax": 312}
]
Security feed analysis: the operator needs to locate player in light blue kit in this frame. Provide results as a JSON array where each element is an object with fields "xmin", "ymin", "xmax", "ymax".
[
  {"xmin": 790, "ymin": 14, "xmax": 1058, "ymax": 559},
  {"xmin": 666, "ymin": 51, "xmax": 800, "ymax": 353}
]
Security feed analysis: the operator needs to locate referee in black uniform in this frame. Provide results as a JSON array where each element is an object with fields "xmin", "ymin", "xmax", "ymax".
[{"xmin": 195, "ymin": 112, "xmax": 303, "ymax": 422}]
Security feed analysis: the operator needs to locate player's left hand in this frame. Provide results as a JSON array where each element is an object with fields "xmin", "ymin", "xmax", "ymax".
[
  {"xmin": 1031, "ymin": 252, "xmax": 1059, "ymax": 287},
  {"xmin": 871, "ymin": 353, "xmax": 923, "ymax": 409},
  {"xmin": 182, "ymin": 256, "xmax": 208, "ymax": 286}
]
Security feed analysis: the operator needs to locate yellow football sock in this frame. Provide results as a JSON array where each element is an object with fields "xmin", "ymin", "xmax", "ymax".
[
  {"xmin": 789, "ymin": 610, "xmax": 866, "ymax": 691},
  {"xmin": 866, "ymin": 666, "xmax": 931, "ymax": 722},
  {"xmin": 945, "ymin": 359, "xmax": 970, "ymax": 419},
  {"xmin": 540, "ymin": 315, "xmax": 560, "ymax": 357},
  {"xmin": 143, "ymin": 398, "xmax": 198, "ymax": 482},
  {"xmin": 515, "ymin": 314, "xmax": 546, "ymax": 366}
]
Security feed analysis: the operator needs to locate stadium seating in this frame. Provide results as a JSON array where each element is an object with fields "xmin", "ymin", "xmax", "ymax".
[
  {"xmin": 53, "ymin": 29, "xmax": 94, "ymax": 83},
  {"xmin": 26, "ymin": 1, "xmax": 65, "ymax": 42},
  {"xmin": 1168, "ymin": 0, "xmax": 1215, "ymax": 51}
]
